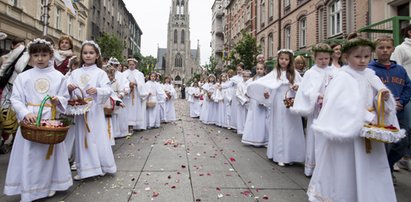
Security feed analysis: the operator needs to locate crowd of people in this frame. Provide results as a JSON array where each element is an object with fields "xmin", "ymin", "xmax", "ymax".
[
  {"xmin": 0, "ymin": 35, "xmax": 177, "ymax": 202},
  {"xmin": 186, "ymin": 26, "xmax": 411, "ymax": 201}
]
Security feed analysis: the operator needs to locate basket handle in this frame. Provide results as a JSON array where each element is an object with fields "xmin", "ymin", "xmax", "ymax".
[
  {"xmin": 36, "ymin": 95, "xmax": 56, "ymax": 126},
  {"xmin": 69, "ymin": 86, "xmax": 85, "ymax": 100},
  {"xmin": 284, "ymin": 89, "xmax": 291, "ymax": 99},
  {"xmin": 376, "ymin": 90, "xmax": 385, "ymax": 127}
]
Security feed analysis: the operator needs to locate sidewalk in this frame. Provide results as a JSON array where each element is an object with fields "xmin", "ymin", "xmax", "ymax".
[{"xmin": 0, "ymin": 100, "xmax": 410, "ymax": 201}]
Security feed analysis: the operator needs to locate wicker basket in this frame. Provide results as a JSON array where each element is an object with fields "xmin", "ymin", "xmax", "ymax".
[
  {"xmin": 147, "ymin": 101, "xmax": 156, "ymax": 108},
  {"xmin": 104, "ymin": 97, "xmax": 115, "ymax": 117},
  {"xmin": 66, "ymin": 87, "xmax": 92, "ymax": 115},
  {"xmin": 20, "ymin": 95, "xmax": 70, "ymax": 144},
  {"xmin": 283, "ymin": 89, "xmax": 295, "ymax": 108}
]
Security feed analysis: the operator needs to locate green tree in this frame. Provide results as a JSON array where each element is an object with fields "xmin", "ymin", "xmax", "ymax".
[
  {"xmin": 204, "ymin": 56, "xmax": 219, "ymax": 75},
  {"xmin": 228, "ymin": 32, "xmax": 260, "ymax": 70},
  {"xmin": 97, "ymin": 33, "xmax": 124, "ymax": 62}
]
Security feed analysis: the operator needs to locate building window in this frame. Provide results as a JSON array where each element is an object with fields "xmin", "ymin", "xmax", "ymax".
[
  {"xmin": 181, "ymin": 30, "xmax": 185, "ymax": 44},
  {"xmin": 260, "ymin": 37, "xmax": 265, "ymax": 55},
  {"xmin": 284, "ymin": 25, "xmax": 291, "ymax": 49},
  {"xmin": 317, "ymin": 7, "xmax": 325, "ymax": 42},
  {"xmin": 260, "ymin": 0, "xmax": 265, "ymax": 28},
  {"xmin": 56, "ymin": 8, "xmax": 61, "ymax": 30},
  {"xmin": 329, "ymin": 0, "xmax": 342, "ymax": 36},
  {"xmin": 299, "ymin": 17, "xmax": 306, "ymax": 48},
  {"xmin": 268, "ymin": 33, "xmax": 273, "ymax": 57},
  {"xmin": 79, "ymin": 23, "xmax": 84, "ymax": 39},
  {"xmin": 175, "ymin": 53, "xmax": 183, "ymax": 67},
  {"xmin": 284, "ymin": 0, "xmax": 291, "ymax": 9},
  {"xmin": 13, "ymin": 0, "xmax": 18, "ymax": 7},
  {"xmin": 174, "ymin": 29, "xmax": 178, "ymax": 43},
  {"xmin": 181, "ymin": 0, "xmax": 185, "ymax": 15},
  {"xmin": 68, "ymin": 16, "xmax": 73, "ymax": 35},
  {"xmin": 268, "ymin": 0, "xmax": 273, "ymax": 20}
]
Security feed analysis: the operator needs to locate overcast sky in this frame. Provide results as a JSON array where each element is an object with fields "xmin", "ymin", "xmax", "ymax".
[{"xmin": 123, "ymin": 0, "xmax": 213, "ymax": 65}]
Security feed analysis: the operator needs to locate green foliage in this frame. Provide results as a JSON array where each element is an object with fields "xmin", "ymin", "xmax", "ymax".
[
  {"xmin": 228, "ymin": 32, "xmax": 260, "ymax": 70},
  {"xmin": 133, "ymin": 52, "xmax": 157, "ymax": 76},
  {"xmin": 186, "ymin": 73, "xmax": 201, "ymax": 86},
  {"xmin": 97, "ymin": 33, "xmax": 124, "ymax": 62},
  {"xmin": 204, "ymin": 56, "xmax": 219, "ymax": 75}
]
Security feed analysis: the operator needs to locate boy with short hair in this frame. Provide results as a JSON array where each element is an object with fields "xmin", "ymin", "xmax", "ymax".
[{"xmin": 368, "ymin": 35, "xmax": 411, "ymax": 184}]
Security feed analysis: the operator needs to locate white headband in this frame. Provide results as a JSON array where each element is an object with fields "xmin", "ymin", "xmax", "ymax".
[
  {"xmin": 109, "ymin": 57, "xmax": 120, "ymax": 65},
  {"xmin": 127, "ymin": 58, "xmax": 138, "ymax": 64},
  {"xmin": 277, "ymin": 49, "xmax": 294, "ymax": 56},
  {"xmin": 27, "ymin": 38, "xmax": 54, "ymax": 51},
  {"xmin": 82, "ymin": 40, "xmax": 101, "ymax": 54}
]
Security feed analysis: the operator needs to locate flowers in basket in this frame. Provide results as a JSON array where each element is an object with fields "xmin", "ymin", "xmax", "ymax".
[
  {"xmin": 194, "ymin": 93, "xmax": 201, "ymax": 99},
  {"xmin": 361, "ymin": 123, "xmax": 405, "ymax": 143},
  {"xmin": 66, "ymin": 87, "xmax": 92, "ymax": 115},
  {"xmin": 360, "ymin": 91, "xmax": 406, "ymax": 144},
  {"xmin": 283, "ymin": 89, "xmax": 295, "ymax": 108}
]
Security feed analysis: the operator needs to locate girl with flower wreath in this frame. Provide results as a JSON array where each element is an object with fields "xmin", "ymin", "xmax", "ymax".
[
  {"xmin": 4, "ymin": 37, "xmax": 72, "ymax": 201},
  {"xmin": 291, "ymin": 43, "xmax": 337, "ymax": 177},
  {"xmin": 67, "ymin": 40, "xmax": 117, "ymax": 181},
  {"xmin": 307, "ymin": 34, "xmax": 397, "ymax": 202},
  {"xmin": 187, "ymin": 81, "xmax": 202, "ymax": 118},
  {"xmin": 200, "ymin": 74, "xmax": 217, "ymax": 124},
  {"xmin": 247, "ymin": 49, "xmax": 305, "ymax": 166},
  {"xmin": 145, "ymin": 72, "xmax": 166, "ymax": 129}
]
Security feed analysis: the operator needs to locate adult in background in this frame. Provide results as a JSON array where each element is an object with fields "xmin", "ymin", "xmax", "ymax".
[
  {"xmin": 391, "ymin": 24, "xmax": 411, "ymax": 171},
  {"xmin": 251, "ymin": 54, "xmax": 265, "ymax": 76}
]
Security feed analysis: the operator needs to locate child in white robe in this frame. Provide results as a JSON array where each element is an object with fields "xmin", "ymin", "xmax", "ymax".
[
  {"xmin": 200, "ymin": 74, "xmax": 217, "ymax": 124},
  {"xmin": 145, "ymin": 72, "xmax": 166, "ymax": 129},
  {"xmin": 291, "ymin": 43, "xmax": 337, "ymax": 177},
  {"xmin": 156, "ymin": 74, "xmax": 166, "ymax": 123},
  {"xmin": 219, "ymin": 73, "xmax": 233, "ymax": 128},
  {"xmin": 104, "ymin": 66, "xmax": 125, "ymax": 145},
  {"xmin": 123, "ymin": 58, "xmax": 148, "ymax": 131},
  {"xmin": 4, "ymin": 38, "xmax": 72, "ymax": 202},
  {"xmin": 307, "ymin": 36, "xmax": 397, "ymax": 202},
  {"xmin": 229, "ymin": 64, "xmax": 244, "ymax": 130},
  {"xmin": 163, "ymin": 76, "xmax": 177, "ymax": 122},
  {"xmin": 188, "ymin": 82, "xmax": 202, "ymax": 118},
  {"xmin": 67, "ymin": 40, "xmax": 117, "ymax": 180},
  {"xmin": 113, "ymin": 63, "xmax": 130, "ymax": 138},
  {"xmin": 247, "ymin": 49, "xmax": 305, "ymax": 166},
  {"xmin": 242, "ymin": 63, "xmax": 268, "ymax": 146},
  {"xmin": 235, "ymin": 71, "xmax": 251, "ymax": 135}
]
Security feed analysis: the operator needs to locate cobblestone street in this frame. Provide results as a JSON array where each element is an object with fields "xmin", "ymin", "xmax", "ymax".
[{"xmin": 0, "ymin": 100, "xmax": 410, "ymax": 202}]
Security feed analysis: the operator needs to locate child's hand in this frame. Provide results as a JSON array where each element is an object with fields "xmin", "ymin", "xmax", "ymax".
[
  {"xmin": 396, "ymin": 101, "xmax": 404, "ymax": 111},
  {"xmin": 381, "ymin": 89, "xmax": 390, "ymax": 101},
  {"xmin": 264, "ymin": 90, "xmax": 270, "ymax": 99},
  {"xmin": 86, "ymin": 87, "xmax": 97, "ymax": 95},
  {"xmin": 291, "ymin": 84, "xmax": 299, "ymax": 91},
  {"xmin": 24, "ymin": 113, "xmax": 37, "ymax": 123},
  {"xmin": 119, "ymin": 103, "xmax": 126, "ymax": 108},
  {"xmin": 51, "ymin": 96, "xmax": 59, "ymax": 105},
  {"xmin": 68, "ymin": 84, "xmax": 78, "ymax": 92}
]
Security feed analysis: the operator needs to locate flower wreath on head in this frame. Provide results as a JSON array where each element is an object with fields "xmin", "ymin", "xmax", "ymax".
[
  {"xmin": 82, "ymin": 40, "xmax": 101, "ymax": 55},
  {"xmin": 277, "ymin": 49, "xmax": 294, "ymax": 56},
  {"xmin": 341, "ymin": 38, "xmax": 376, "ymax": 53},
  {"xmin": 27, "ymin": 38, "xmax": 54, "ymax": 50},
  {"xmin": 208, "ymin": 74, "xmax": 216, "ymax": 79},
  {"xmin": 127, "ymin": 58, "xmax": 139, "ymax": 64},
  {"xmin": 311, "ymin": 46, "xmax": 334, "ymax": 54},
  {"xmin": 109, "ymin": 57, "xmax": 120, "ymax": 65}
]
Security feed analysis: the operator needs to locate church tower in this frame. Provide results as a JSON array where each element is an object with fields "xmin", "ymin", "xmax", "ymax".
[{"xmin": 156, "ymin": 0, "xmax": 200, "ymax": 84}]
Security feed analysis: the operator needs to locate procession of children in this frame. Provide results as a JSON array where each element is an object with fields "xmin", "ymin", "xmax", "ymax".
[
  {"xmin": 1, "ymin": 25, "xmax": 411, "ymax": 201},
  {"xmin": 0, "ymin": 36, "xmax": 177, "ymax": 202},
  {"xmin": 186, "ymin": 29, "xmax": 411, "ymax": 202}
]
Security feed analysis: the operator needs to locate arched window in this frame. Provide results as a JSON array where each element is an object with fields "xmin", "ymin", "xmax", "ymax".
[
  {"xmin": 299, "ymin": 17, "xmax": 307, "ymax": 48},
  {"xmin": 181, "ymin": 0, "xmax": 185, "ymax": 15},
  {"xmin": 175, "ymin": 53, "xmax": 183, "ymax": 67},
  {"xmin": 260, "ymin": 37, "xmax": 265, "ymax": 55},
  {"xmin": 284, "ymin": 25, "xmax": 291, "ymax": 49},
  {"xmin": 174, "ymin": 30, "xmax": 178, "ymax": 43},
  {"xmin": 181, "ymin": 30, "xmax": 185, "ymax": 44},
  {"xmin": 268, "ymin": 33, "xmax": 273, "ymax": 57}
]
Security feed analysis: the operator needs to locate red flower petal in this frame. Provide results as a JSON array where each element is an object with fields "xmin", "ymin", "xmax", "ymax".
[
  {"xmin": 171, "ymin": 185, "xmax": 176, "ymax": 189},
  {"xmin": 181, "ymin": 165, "xmax": 186, "ymax": 168},
  {"xmin": 263, "ymin": 195, "xmax": 269, "ymax": 200},
  {"xmin": 152, "ymin": 192, "xmax": 159, "ymax": 197},
  {"xmin": 230, "ymin": 157, "xmax": 236, "ymax": 162}
]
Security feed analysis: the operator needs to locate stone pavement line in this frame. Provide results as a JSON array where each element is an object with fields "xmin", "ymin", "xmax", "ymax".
[
  {"xmin": 126, "ymin": 129, "xmax": 158, "ymax": 202},
  {"xmin": 180, "ymin": 120, "xmax": 198, "ymax": 202}
]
